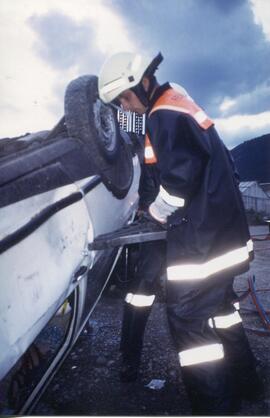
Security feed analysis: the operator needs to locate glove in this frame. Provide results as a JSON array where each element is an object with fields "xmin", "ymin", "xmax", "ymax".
[
  {"xmin": 149, "ymin": 193, "xmax": 178, "ymax": 224},
  {"xmin": 135, "ymin": 209, "xmax": 148, "ymax": 220},
  {"xmin": 135, "ymin": 210, "xmax": 161, "ymax": 225}
]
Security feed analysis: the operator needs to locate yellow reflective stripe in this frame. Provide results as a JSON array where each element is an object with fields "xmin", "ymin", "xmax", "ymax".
[
  {"xmin": 179, "ymin": 343, "xmax": 224, "ymax": 367},
  {"xmin": 167, "ymin": 243, "xmax": 250, "ymax": 281},
  {"xmin": 159, "ymin": 185, "xmax": 185, "ymax": 207},
  {"xmin": 125, "ymin": 293, "xmax": 155, "ymax": 307},
  {"xmin": 144, "ymin": 146, "xmax": 155, "ymax": 159},
  {"xmin": 208, "ymin": 311, "xmax": 242, "ymax": 329}
]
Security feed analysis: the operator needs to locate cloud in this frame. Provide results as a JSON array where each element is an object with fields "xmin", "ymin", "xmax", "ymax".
[
  {"xmin": 251, "ymin": 0, "xmax": 270, "ymax": 41},
  {"xmin": 29, "ymin": 12, "xmax": 100, "ymax": 71},
  {"xmin": 215, "ymin": 110, "xmax": 270, "ymax": 148},
  {"xmin": 111, "ymin": 0, "xmax": 270, "ymax": 117},
  {"xmin": 0, "ymin": 0, "xmax": 269, "ymax": 145},
  {"xmin": 0, "ymin": 0, "xmax": 137, "ymax": 137},
  {"xmin": 105, "ymin": 0, "xmax": 270, "ymax": 148},
  {"xmin": 28, "ymin": 1, "xmax": 138, "ymax": 75},
  {"xmin": 0, "ymin": 2, "xmax": 60, "ymax": 137},
  {"xmin": 219, "ymin": 82, "xmax": 270, "ymax": 116}
]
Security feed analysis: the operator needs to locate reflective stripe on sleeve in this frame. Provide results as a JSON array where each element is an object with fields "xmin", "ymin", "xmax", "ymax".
[
  {"xmin": 179, "ymin": 343, "xmax": 224, "ymax": 367},
  {"xmin": 159, "ymin": 185, "xmax": 185, "ymax": 207},
  {"xmin": 125, "ymin": 293, "xmax": 155, "ymax": 307},
  {"xmin": 167, "ymin": 242, "xmax": 250, "ymax": 281},
  {"xmin": 208, "ymin": 311, "xmax": 242, "ymax": 329}
]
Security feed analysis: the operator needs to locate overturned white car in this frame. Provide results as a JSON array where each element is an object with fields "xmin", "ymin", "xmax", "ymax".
[{"xmin": 0, "ymin": 75, "xmax": 141, "ymax": 414}]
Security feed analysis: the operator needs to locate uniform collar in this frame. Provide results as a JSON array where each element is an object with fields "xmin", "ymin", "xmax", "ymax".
[{"xmin": 147, "ymin": 82, "xmax": 171, "ymax": 115}]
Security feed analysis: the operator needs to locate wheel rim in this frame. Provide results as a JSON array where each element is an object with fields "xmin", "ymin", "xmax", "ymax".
[{"xmin": 93, "ymin": 100, "xmax": 117, "ymax": 153}]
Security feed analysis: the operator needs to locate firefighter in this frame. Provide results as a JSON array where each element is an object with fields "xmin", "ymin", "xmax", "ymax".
[{"xmin": 98, "ymin": 52, "xmax": 262, "ymax": 414}]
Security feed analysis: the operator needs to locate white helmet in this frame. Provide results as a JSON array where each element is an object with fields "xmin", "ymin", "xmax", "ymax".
[{"xmin": 98, "ymin": 52, "xmax": 162, "ymax": 104}]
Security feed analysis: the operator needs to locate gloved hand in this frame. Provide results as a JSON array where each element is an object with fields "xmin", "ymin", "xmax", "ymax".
[
  {"xmin": 136, "ymin": 209, "xmax": 147, "ymax": 220},
  {"xmin": 149, "ymin": 194, "xmax": 178, "ymax": 224},
  {"xmin": 135, "ymin": 209, "xmax": 160, "ymax": 225}
]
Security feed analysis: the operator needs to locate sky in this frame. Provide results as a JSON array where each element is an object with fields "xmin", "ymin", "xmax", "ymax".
[{"xmin": 0, "ymin": 0, "xmax": 270, "ymax": 148}]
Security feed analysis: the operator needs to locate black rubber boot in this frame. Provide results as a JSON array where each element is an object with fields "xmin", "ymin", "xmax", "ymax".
[
  {"xmin": 217, "ymin": 323, "xmax": 265, "ymax": 402},
  {"xmin": 119, "ymin": 303, "xmax": 152, "ymax": 383},
  {"xmin": 236, "ymin": 365, "xmax": 265, "ymax": 402},
  {"xmin": 182, "ymin": 361, "xmax": 237, "ymax": 416},
  {"xmin": 119, "ymin": 302, "xmax": 134, "ymax": 353}
]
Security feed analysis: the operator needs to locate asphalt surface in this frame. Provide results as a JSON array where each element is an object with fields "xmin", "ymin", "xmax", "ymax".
[{"xmin": 34, "ymin": 226, "xmax": 270, "ymax": 416}]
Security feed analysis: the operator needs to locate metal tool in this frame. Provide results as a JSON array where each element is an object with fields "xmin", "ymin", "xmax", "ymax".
[{"xmin": 88, "ymin": 218, "xmax": 167, "ymax": 250}]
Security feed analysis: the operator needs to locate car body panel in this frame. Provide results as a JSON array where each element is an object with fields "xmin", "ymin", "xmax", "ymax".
[{"xmin": 0, "ymin": 156, "xmax": 140, "ymax": 381}]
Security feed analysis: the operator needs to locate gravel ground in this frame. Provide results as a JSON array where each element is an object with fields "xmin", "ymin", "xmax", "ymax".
[{"xmin": 34, "ymin": 226, "xmax": 270, "ymax": 416}]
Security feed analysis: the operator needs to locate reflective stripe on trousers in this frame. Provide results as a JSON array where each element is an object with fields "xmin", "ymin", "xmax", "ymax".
[
  {"xmin": 125, "ymin": 292, "xmax": 155, "ymax": 307},
  {"xmin": 178, "ymin": 310, "xmax": 242, "ymax": 367},
  {"xmin": 167, "ymin": 240, "xmax": 253, "ymax": 281},
  {"xmin": 233, "ymin": 301, "xmax": 240, "ymax": 310},
  {"xmin": 179, "ymin": 343, "xmax": 224, "ymax": 367},
  {"xmin": 208, "ymin": 310, "xmax": 242, "ymax": 329}
]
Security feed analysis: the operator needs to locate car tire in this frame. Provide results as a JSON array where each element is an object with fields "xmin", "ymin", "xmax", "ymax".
[{"xmin": 64, "ymin": 75, "xmax": 133, "ymax": 198}]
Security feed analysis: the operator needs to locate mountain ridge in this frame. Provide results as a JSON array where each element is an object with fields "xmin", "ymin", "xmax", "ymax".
[{"xmin": 231, "ymin": 133, "xmax": 270, "ymax": 183}]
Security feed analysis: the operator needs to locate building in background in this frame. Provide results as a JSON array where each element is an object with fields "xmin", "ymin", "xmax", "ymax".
[
  {"xmin": 240, "ymin": 181, "xmax": 270, "ymax": 215},
  {"xmin": 260, "ymin": 183, "xmax": 270, "ymax": 198}
]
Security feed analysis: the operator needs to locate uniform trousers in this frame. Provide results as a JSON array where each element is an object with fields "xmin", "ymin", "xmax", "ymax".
[{"xmin": 120, "ymin": 240, "xmax": 259, "ymax": 415}]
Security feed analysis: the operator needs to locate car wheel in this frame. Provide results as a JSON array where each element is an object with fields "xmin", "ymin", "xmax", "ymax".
[{"xmin": 64, "ymin": 75, "xmax": 133, "ymax": 198}]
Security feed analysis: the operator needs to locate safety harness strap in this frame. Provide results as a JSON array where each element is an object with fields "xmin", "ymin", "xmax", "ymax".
[{"xmin": 208, "ymin": 310, "xmax": 242, "ymax": 329}]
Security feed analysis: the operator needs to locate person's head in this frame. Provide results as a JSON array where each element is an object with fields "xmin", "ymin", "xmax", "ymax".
[{"xmin": 98, "ymin": 52, "xmax": 163, "ymax": 114}]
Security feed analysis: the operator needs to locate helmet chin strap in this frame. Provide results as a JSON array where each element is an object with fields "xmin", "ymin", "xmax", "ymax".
[
  {"xmin": 131, "ymin": 76, "xmax": 157, "ymax": 109},
  {"xmin": 131, "ymin": 83, "xmax": 149, "ymax": 108}
]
